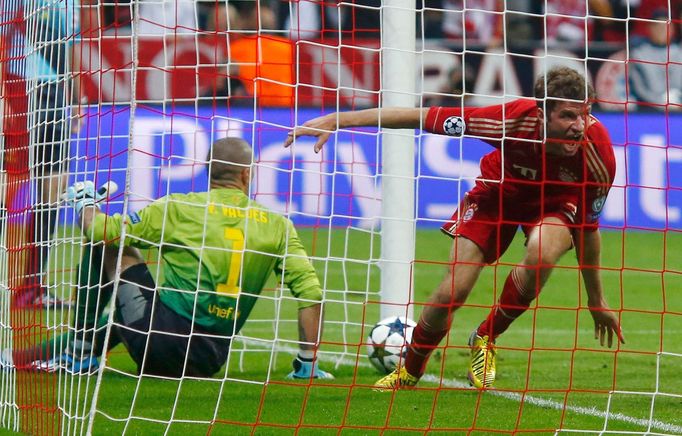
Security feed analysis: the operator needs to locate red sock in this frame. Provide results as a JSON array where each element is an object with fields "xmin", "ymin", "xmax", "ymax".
[
  {"xmin": 405, "ymin": 320, "xmax": 449, "ymax": 378},
  {"xmin": 477, "ymin": 268, "xmax": 534, "ymax": 341}
]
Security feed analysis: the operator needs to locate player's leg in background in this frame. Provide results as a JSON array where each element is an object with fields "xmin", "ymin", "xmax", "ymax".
[
  {"xmin": 9, "ymin": 243, "xmax": 114, "ymax": 370},
  {"xmin": 404, "ymin": 236, "xmax": 486, "ymax": 379},
  {"xmin": 66, "ymin": 244, "xmax": 118, "ymax": 366},
  {"xmin": 0, "ymin": 75, "xmax": 6, "ymax": 239},
  {"xmin": 0, "ymin": 153, "xmax": 6, "ymax": 245},
  {"xmin": 3, "ymin": 75, "xmax": 31, "ymax": 297},
  {"xmin": 20, "ymin": 244, "xmax": 156, "ymax": 373},
  {"xmin": 18, "ymin": 81, "xmax": 70, "ymax": 308},
  {"xmin": 101, "ymin": 244, "xmax": 151, "ymax": 344},
  {"xmin": 100, "ymin": 245, "xmax": 172, "ymax": 375},
  {"xmin": 476, "ymin": 216, "xmax": 574, "ymax": 341}
]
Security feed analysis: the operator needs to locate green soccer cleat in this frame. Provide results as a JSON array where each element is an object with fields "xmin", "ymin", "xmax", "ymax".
[
  {"xmin": 373, "ymin": 366, "xmax": 419, "ymax": 391},
  {"xmin": 467, "ymin": 331, "xmax": 496, "ymax": 389}
]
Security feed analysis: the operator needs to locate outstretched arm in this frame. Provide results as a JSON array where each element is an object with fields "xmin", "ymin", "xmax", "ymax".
[
  {"xmin": 62, "ymin": 181, "xmax": 110, "ymax": 235},
  {"xmin": 575, "ymin": 228, "xmax": 625, "ymax": 347},
  {"xmin": 285, "ymin": 107, "xmax": 429, "ymax": 153},
  {"xmin": 64, "ymin": 181, "xmax": 164, "ymax": 249}
]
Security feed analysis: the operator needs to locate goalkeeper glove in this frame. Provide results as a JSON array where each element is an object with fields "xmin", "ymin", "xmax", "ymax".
[
  {"xmin": 286, "ymin": 353, "xmax": 334, "ymax": 380},
  {"xmin": 62, "ymin": 181, "xmax": 115, "ymax": 216}
]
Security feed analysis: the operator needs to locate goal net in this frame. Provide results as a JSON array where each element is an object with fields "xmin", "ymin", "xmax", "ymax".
[{"xmin": 1, "ymin": 0, "xmax": 681, "ymax": 434}]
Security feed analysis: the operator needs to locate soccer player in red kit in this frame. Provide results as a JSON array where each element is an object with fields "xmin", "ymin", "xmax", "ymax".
[{"xmin": 285, "ymin": 66, "xmax": 624, "ymax": 389}]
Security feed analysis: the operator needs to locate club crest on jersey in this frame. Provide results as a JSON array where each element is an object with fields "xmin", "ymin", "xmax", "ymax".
[
  {"xmin": 591, "ymin": 195, "xmax": 606, "ymax": 217},
  {"xmin": 443, "ymin": 116, "xmax": 465, "ymax": 136},
  {"xmin": 462, "ymin": 203, "xmax": 477, "ymax": 222}
]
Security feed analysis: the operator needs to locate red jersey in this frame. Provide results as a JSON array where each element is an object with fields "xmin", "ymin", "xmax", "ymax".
[{"xmin": 424, "ymin": 99, "xmax": 615, "ymax": 228}]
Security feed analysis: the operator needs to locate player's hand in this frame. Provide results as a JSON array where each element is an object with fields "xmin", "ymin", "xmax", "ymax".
[
  {"xmin": 589, "ymin": 303, "xmax": 625, "ymax": 348},
  {"xmin": 62, "ymin": 181, "xmax": 117, "ymax": 216},
  {"xmin": 285, "ymin": 354, "xmax": 334, "ymax": 380},
  {"xmin": 284, "ymin": 113, "xmax": 338, "ymax": 153}
]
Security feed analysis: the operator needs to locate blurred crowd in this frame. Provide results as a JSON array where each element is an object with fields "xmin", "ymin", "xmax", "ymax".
[
  {"xmin": 86, "ymin": 0, "xmax": 681, "ymax": 110},
  {"xmin": 96, "ymin": 0, "xmax": 680, "ymax": 45}
]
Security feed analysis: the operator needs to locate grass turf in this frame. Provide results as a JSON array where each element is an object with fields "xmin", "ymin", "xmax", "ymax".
[{"xmin": 8, "ymin": 228, "xmax": 682, "ymax": 435}]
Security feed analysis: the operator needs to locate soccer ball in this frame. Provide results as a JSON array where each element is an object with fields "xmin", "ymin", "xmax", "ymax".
[
  {"xmin": 366, "ymin": 316, "xmax": 416, "ymax": 373},
  {"xmin": 443, "ymin": 116, "xmax": 465, "ymax": 136}
]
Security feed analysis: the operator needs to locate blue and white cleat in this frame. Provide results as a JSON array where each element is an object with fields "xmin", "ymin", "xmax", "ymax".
[{"xmin": 31, "ymin": 353, "xmax": 100, "ymax": 375}]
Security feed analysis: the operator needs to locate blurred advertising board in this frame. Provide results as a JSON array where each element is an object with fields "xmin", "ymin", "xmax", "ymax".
[{"xmin": 68, "ymin": 106, "xmax": 682, "ymax": 231}]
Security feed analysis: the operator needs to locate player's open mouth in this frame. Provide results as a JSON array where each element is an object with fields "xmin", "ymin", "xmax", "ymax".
[{"xmin": 563, "ymin": 143, "xmax": 579, "ymax": 156}]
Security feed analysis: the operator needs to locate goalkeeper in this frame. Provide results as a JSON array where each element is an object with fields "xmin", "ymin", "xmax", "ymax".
[{"xmin": 14, "ymin": 137, "xmax": 333, "ymax": 380}]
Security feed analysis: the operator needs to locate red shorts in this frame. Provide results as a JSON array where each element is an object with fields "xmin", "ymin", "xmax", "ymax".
[
  {"xmin": 2, "ymin": 74, "xmax": 29, "ymax": 173},
  {"xmin": 440, "ymin": 191, "xmax": 578, "ymax": 264},
  {"xmin": 2, "ymin": 74, "xmax": 68, "ymax": 173}
]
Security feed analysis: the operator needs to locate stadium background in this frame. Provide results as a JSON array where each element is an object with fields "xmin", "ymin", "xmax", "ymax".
[
  {"xmin": 45, "ymin": 36, "xmax": 682, "ymax": 232},
  {"xmin": 60, "ymin": 106, "xmax": 682, "ymax": 232}
]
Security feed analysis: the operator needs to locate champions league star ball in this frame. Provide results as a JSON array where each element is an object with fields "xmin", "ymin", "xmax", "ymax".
[
  {"xmin": 366, "ymin": 316, "xmax": 416, "ymax": 373},
  {"xmin": 443, "ymin": 116, "xmax": 465, "ymax": 136}
]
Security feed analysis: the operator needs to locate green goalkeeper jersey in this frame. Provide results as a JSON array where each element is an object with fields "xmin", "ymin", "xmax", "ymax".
[{"xmin": 89, "ymin": 188, "xmax": 322, "ymax": 336}]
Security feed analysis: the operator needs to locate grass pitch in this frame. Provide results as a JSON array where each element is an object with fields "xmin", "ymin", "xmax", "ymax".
[{"xmin": 9, "ymin": 228, "xmax": 682, "ymax": 435}]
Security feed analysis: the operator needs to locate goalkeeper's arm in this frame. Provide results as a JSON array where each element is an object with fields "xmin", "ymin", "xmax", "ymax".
[
  {"xmin": 80, "ymin": 205, "xmax": 101, "ymax": 234},
  {"xmin": 278, "ymin": 220, "xmax": 333, "ymax": 379},
  {"xmin": 297, "ymin": 303, "xmax": 323, "ymax": 354},
  {"xmin": 281, "ymin": 278, "xmax": 333, "ymax": 379},
  {"xmin": 76, "ymin": 188, "xmax": 168, "ymax": 248},
  {"xmin": 286, "ymin": 301, "xmax": 333, "ymax": 380}
]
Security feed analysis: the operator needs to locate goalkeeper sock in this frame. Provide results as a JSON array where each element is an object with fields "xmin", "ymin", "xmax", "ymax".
[
  {"xmin": 298, "ymin": 350, "xmax": 315, "ymax": 360},
  {"xmin": 75, "ymin": 244, "xmax": 107, "ymax": 325},
  {"xmin": 404, "ymin": 319, "xmax": 449, "ymax": 378},
  {"xmin": 74, "ymin": 244, "xmax": 114, "ymax": 355},
  {"xmin": 477, "ymin": 267, "xmax": 534, "ymax": 341}
]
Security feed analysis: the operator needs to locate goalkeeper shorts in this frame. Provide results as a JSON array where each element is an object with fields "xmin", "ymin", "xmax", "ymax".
[{"xmin": 115, "ymin": 263, "xmax": 231, "ymax": 378}]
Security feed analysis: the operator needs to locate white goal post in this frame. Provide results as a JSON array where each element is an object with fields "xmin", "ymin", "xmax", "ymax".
[{"xmin": 379, "ymin": 0, "xmax": 416, "ymax": 321}]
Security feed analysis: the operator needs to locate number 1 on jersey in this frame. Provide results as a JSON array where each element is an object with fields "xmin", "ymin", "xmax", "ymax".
[{"xmin": 217, "ymin": 228, "xmax": 244, "ymax": 296}]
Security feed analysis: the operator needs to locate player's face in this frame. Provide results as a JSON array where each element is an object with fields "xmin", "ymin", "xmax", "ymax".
[{"xmin": 542, "ymin": 102, "xmax": 590, "ymax": 157}]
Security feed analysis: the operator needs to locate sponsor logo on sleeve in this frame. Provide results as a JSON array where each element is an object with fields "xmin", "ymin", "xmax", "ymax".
[
  {"xmin": 443, "ymin": 116, "xmax": 465, "ymax": 137},
  {"xmin": 127, "ymin": 211, "xmax": 141, "ymax": 224}
]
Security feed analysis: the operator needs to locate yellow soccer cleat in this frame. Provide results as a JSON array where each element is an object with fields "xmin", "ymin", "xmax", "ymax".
[
  {"xmin": 373, "ymin": 366, "xmax": 419, "ymax": 391},
  {"xmin": 467, "ymin": 331, "xmax": 497, "ymax": 389}
]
